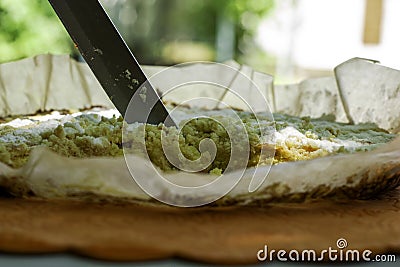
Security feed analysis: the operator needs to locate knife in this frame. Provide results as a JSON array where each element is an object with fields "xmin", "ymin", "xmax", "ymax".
[{"xmin": 48, "ymin": 0, "xmax": 176, "ymax": 126}]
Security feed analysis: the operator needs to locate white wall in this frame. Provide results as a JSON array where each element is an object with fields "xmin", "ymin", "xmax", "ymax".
[{"xmin": 258, "ymin": 0, "xmax": 400, "ymax": 75}]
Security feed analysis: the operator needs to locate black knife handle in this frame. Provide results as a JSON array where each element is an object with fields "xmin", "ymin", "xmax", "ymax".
[{"xmin": 48, "ymin": 0, "xmax": 175, "ymax": 126}]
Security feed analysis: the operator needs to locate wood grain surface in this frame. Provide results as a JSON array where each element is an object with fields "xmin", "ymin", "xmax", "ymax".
[{"xmin": 0, "ymin": 188, "xmax": 399, "ymax": 265}]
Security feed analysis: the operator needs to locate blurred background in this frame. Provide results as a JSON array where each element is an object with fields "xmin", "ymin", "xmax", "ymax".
[{"xmin": 0, "ymin": 0, "xmax": 399, "ymax": 84}]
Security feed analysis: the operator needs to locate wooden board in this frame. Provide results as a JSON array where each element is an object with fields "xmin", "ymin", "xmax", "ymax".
[{"xmin": 0, "ymin": 188, "xmax": 399, "ymax": 265}]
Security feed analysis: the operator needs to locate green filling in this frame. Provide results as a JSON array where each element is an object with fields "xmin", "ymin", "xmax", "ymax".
[
  {"xmin": 0, "ymin": 111, "xmax": 397, "ymax": 171},
  {"xmin": 273, "ymin": 113, "xmax": 395, "ymax": 148}
]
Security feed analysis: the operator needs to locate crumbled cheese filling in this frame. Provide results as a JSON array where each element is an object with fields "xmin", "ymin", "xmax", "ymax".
[{"xmin": 0, "ymin": 108, "xmax": 396, "ymax": 172}]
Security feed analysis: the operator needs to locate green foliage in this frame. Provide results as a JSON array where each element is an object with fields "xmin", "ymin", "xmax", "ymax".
[
  {"xmin": 217, "ymin": 0, "xmax": 275, "ymax": 23},
  {"xmin": 164, "ymin": 0, "xmax": 274, "ymax": 53},
  {"xmin": 0, "ymin": 0, "xmax": 274, "ymax": 65},
  {"xmin": 221, "ymin": 0, "xmax": 275, "ymax": 61},
  {"xmin": 0, "ymin": 0, "xmax": 73, "ymax": 63},
  {"xmin": 113, "ymin": 0, "xmax": 274, "ymax": 64},
  {"xmin": 168, "ymin": 0, "xmax": 274, "ymax": 36}
]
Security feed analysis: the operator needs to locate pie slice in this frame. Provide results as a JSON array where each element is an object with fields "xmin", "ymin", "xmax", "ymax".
[{"xmin": 0, "ymin": 106, "xmax": 398, "ymax": 205}]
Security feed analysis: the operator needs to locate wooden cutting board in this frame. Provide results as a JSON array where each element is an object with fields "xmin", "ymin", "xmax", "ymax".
[{"xmin": 0, "ymin": 188, "xmax": 399, "ymax": 265}]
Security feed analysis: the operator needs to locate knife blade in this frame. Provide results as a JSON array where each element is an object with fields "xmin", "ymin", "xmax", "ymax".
[{"xmin": 48, "ymin": 0, "xmax": 176, "ymax": 126}]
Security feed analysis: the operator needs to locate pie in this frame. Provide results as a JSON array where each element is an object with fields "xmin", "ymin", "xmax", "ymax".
[{"xmin": 0, "ymin": 105, "xmax": 398, "ymax": 205}]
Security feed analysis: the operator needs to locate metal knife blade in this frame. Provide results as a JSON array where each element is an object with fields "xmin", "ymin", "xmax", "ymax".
[{"xmin": 48, "ymin": 0, "xmax": 176, "ymax": 126}]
